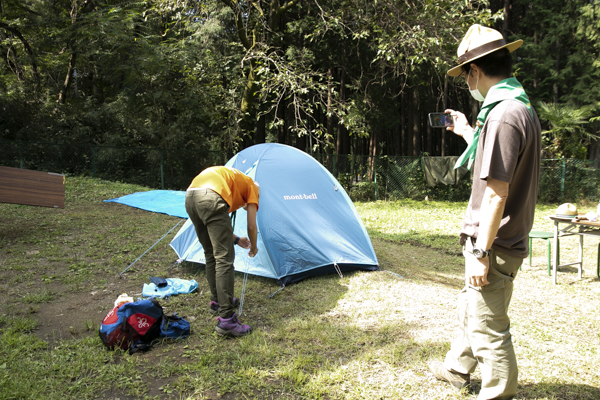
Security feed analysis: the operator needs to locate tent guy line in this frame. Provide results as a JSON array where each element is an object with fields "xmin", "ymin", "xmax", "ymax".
[{"xmin": 118, "ymin": 218, "xmax": 184, "ymax": 276}]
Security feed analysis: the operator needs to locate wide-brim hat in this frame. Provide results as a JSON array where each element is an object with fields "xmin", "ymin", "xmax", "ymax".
[
  {"xmin": 556, "ymin": 203, "xmax": 577, "ymax": 217},
  {"xmin": 447, "ymin": 24, "xmax": 523, "ymax": 77}
]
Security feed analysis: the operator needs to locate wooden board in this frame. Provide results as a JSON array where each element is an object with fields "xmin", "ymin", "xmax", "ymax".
[{"xmin": 0, "ymin": 166, "xmax": 65, "ymax": 208}]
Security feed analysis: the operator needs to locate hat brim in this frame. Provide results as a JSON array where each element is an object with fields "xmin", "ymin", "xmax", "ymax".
[{"xmin": 447, "ymin": 39, "xmax": 523, "ymax": 77}]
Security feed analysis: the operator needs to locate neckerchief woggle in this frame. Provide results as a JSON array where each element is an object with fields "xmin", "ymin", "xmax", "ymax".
[{"xmin": 454, "ymin": 77, "xmax": 533, "ymax": 170}]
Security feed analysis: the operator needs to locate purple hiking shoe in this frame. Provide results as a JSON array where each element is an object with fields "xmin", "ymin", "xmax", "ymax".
[
  {"xmin": 209, "ymin": 297, "xmax": 240, "ymax": 314},
  {"xmin": 215, "ymin": 312, "xmax": 252, "ymax": 337}
]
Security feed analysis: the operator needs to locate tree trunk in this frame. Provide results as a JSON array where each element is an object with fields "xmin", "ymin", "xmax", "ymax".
[
  {"xmin": 56, "ymin": 0, "xmax": 91, "ymax": 104},
  {"xmin": 554, "ymin": 38, "xmax": 560, "ymax": 103},
  {"xmin": 296, "ymin": 132, "xmax": 306, "ymax": 152},
  {"xmin": 533, "ymin": 30, "xmax": 538, "ymax": 89},
  {"xmin": 407, "ymin": 86, "xmax": 414, "ymax": 156},
  {"xmin": 240, "ymin": 60, "xmax": 257, "ymax": 145},
  {"xmin": 368, "ymin": 130, "xmax": 377, "ymax": 180},
  {"xmin": 503, "ymin": 0, "xmax": 512, "ymax": 39},
  {"xmin": 57, "ymin": 52, "xmax": 76, "ymax": 104},
  {"xmin": 327, "ymin": 67, "xmax": 334, "ymax": 153},
  {"xmin": 277, "ymin": 98, "xmax": 287, "ymax": 143},
  {"xmin": 412, "ymin": 89, "xmax": 419, "ymax": 157},
  {"xmin": 255, "ymin": 112, "xmax": 265, "ymax": 144},
  {"xmin": 336, "ymin": 68, "xmax": 349, "ymax": 155},
  {"xmin": 400, "ymin": 90, "xmax": 406, "ymax": 156}
]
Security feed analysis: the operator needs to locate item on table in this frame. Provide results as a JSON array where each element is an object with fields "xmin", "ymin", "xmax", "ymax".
[
  {"xmin": 585, "ymin": 212, "xmax": 598, "ymax": 222},
  {"xmin": 555, "ymin": 203, "xmax": 578, "ymax": 218}
]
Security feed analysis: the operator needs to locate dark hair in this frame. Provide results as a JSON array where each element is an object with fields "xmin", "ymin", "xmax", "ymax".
[{"xmin": 461, "ymin": 48, "xmax": 512, "ymax": 78}]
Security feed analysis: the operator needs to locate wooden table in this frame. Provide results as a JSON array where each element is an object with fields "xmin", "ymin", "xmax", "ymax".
[{"xmin": 548, "ymin": 216, "xmax": 600, "ymax": 284}]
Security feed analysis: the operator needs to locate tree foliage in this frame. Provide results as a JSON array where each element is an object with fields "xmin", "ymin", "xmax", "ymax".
[
  {"xmin": 537, "ymin": 101, "xmax": 596, "ymax": 158},
  {"xmin": 1, "ymin": 0, "xmax": 599, "ymax": 159}
]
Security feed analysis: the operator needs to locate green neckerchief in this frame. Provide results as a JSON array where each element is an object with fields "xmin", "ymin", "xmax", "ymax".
[{"xmin": 454, "ymin": 77, "xmax": 533, "ymax": 170}]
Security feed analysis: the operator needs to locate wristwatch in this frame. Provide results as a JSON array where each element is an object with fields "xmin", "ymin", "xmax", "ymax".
[
  {"xmin": 234, "ymin": 236, "xmax": 240, "ymax": 245},
  {"xmin": 473, "ymin": 247, "xmax": 491, "ymax": 259}
]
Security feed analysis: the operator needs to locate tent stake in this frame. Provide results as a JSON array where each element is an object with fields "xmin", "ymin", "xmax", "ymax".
[
  {"xmin": 268, "ymin": 284, "xmax": 285, "ymax": 298},
  {"xmin": 333, "ymin": 262, "xmax": 344, "ymax": 279},
  {"xmin": 119, "ymin": 218, "xmax": 185, "ymax": 276},
  {"xmin": 167, "ymin": 258, "xmax": 184, "ymax": 274}
]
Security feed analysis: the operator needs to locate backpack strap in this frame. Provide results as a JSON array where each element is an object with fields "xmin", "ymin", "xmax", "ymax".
[{"xmin": 128, "ymin": 340, "xmax": 153, "ymax": 355}]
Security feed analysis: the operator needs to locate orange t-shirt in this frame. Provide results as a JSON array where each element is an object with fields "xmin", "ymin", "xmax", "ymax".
[{"xmin": 188, "ymin": 166, "xmax": 259, "ymax": 213}]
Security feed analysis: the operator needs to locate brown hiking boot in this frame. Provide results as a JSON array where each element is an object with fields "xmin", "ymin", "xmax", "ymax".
[{"xmin": 429, "ymin": 361, "xmax": 470, "ymax": 391}]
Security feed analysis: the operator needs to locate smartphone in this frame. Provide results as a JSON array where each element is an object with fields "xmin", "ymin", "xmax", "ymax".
[{"xmin": 428, "ymin": 112, "xmax": 453, "ymax": 128}]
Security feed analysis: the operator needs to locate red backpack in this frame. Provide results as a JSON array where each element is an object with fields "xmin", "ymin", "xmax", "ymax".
[{"xmin": 99, "ymin": 298, "xmax": 163, "ymax": 354}]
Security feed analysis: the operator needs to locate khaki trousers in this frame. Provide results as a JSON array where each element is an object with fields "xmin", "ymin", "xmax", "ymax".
[
  {"xmin": 444, "ymin": 239, "xmax": 522, "ymax": 400},
  {"xmin": 185, "ymin": 189, "xmax": 236, "ymax": 318}
]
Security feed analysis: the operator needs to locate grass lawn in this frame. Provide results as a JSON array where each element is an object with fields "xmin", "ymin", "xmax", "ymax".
[{"xmin": 0, "ymin": 176, "xmax": 598, "ymax": 399}]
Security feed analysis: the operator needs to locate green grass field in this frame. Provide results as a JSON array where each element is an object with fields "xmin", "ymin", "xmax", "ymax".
[{"xmin": 0, "ymin": 177, "xmax": 598, "ymax": 399}]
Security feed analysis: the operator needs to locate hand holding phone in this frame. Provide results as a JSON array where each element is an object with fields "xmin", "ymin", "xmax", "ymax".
[{"xmin": 428, "ymin": 112, "xmax": 454, "ymax": 128}]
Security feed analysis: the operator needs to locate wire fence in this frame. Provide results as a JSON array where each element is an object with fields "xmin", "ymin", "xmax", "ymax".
[
  {"xmin": 0, "ymin": 140, "xmax": 227, "ymax": 190},
  {"xmin": 1, "ymin": 139, "xmax": 599, "ymax": 203}
]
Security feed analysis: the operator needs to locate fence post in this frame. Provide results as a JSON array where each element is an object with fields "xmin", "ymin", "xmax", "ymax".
[
  {"xmin": 92, "ymin": 146, "xmax": 96, "ymax": 178},
  {"xmin": 374, "ymin": 156, "xmax": 378, "ymax": 201},
  {"xmin": 160, "ymin": 150, "xmax": 164, "ymax": 190},
  {"xmin": 561, "ymin": 159, "xmax": 566, "ymax": 201}
]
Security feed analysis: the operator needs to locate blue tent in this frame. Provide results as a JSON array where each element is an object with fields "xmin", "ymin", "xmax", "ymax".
[{"xmin": 170, "ymin": 143, "xmax": 379, "ymax": 285}]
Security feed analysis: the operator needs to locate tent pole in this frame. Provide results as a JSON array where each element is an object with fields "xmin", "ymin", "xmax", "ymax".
[{"xmin": 119, "ymin": 218, "xmax": 185, "ymax": 276}]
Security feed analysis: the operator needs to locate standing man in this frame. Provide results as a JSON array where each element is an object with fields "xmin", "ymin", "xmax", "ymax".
[
  {"xmin": 429, "ymin": 25, "xmax": 541, "ymax": 399},
  {"xmin": 185, "ymin": 166, "xmax": 260, "ymax": 337}
]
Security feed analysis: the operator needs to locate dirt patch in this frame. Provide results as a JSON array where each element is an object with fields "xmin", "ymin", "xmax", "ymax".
[{"xmin": 0, "ymin": 201, "xmax": 179, "ymax": 342}]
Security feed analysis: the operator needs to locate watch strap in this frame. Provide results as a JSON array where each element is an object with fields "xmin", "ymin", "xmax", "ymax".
[{"xmin": 474, "ymin": 248, "xmax": 491, "ymax": 259}]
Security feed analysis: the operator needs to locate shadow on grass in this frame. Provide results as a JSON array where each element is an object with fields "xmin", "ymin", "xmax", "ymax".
[
  {"xmin": 518, "ymin": 382, "xmax": 600, "ymax": 400},
  {"xmin": 159, "ymin": 261, "xmax": 440, "ymax": 399},
  {"xmin": 371, "ymin": 236, "xmax": 465, "ymax": 291},
  {"xmin": 464, "ymin": 380, "xmax": 600, "ymax": 400},
  {"xmin": 174, "ymin": 260, "xmax": 355, "ymax": 329}
]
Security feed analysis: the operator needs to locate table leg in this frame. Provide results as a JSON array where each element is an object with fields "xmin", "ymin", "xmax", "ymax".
[{"xmin": 553, "ymin": 220, "xmax": 559, "ymax": 284}]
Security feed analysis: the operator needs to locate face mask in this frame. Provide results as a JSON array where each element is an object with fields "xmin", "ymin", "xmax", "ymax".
[{"xmin": 468, "ymin": 71, "xmax": 485, "ymax": 102}]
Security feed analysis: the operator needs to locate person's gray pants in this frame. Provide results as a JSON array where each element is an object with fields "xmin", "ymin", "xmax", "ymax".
[
  {"xmin": 185, "ymin": 189, "xmax": 236, "ymax": 318},
  {"xmin": 444, "ymin": 239, "xmax": 523, "ymax": 400}
]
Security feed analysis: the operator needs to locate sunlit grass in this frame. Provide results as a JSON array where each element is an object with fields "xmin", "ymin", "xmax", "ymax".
[{"xmin": 0, "ymin": 177, "xmax": 598, "ymax": 399}]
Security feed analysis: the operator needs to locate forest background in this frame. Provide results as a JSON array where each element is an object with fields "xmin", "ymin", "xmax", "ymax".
[{"xmin": 2, "ymin": 0, "xmax": 600, "ymax": 163}]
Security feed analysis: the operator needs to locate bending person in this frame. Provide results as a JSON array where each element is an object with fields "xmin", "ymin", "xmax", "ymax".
[{"xmin": 185, "ymin": 166, "xmax": 260, "ymax": 337}]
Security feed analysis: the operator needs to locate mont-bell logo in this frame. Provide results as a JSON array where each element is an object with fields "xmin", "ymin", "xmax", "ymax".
[{"xmin": 283, "ymin": 193, "xmax": 317, "ymax": 200}]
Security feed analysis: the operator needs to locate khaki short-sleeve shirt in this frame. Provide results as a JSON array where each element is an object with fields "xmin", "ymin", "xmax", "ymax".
[{"xmin": 461, "ymin": 99, "xmax": 542, "ymax": 258}]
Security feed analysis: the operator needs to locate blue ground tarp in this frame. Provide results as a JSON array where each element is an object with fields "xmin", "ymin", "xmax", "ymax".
[{"xmin": 104, "ymin": 190, "xmax": 187, "ymax": 218}]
